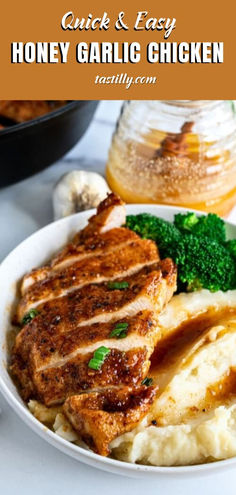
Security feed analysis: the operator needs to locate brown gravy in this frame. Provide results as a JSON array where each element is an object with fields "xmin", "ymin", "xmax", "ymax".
[
  {"xmin": 149, "ymin": 308, "xmax": 236, "ymax": 420},
  {"xmin": 150, "ymin": 307, "xmax": 236, "ymax": 379},
  {"xmin": 207, "ymin": 368, "xmax": 236, "ymax": 403}
]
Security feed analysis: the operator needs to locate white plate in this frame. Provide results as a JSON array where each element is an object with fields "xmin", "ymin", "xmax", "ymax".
[{"xmin": 1, "ymin": 204, "xmax": 236, "ymax": 479}]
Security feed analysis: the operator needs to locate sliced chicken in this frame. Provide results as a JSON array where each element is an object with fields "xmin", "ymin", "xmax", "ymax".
[
  {"xmin": 81, "ymin": 192, "xmax": 126, "ymax": 237},
  {"xmin": 12, "ymin": 261, "xmax": 176, "ymax": 405},
  {"xmin": 25, "ymin": 260, "xmax": 175, "ymax": 330},
  {"xmin": 11, "ymin": 353, "xmax": 35, "ymax": 401},
  {"xmin": 14, "ymin": 311, "xmax": 156, "ymax": 373},
  {"xmin": 12, "ymin": 311, "xmax": 156, "ymax": 405},
  {"xmin": 22, "ymin": 194, "xmax": 127, "ymax": 292},
  {"xmin": 17, "ymin": 238, "xmax": 159, "ymax": 321},
  {"xmin": 11, "ymin": 193, "xmax": 177, "ymax": 453},
  {"xmin": 22, "ymin": 228, "xmax": 139, "ymax": 294},
  {"xmin": 63, "ymin": 386, "xmax": 157, "ymax": 456},
  {"xmin": 33, "ymin": 347, "xmax": 151, "ymax": 406}
]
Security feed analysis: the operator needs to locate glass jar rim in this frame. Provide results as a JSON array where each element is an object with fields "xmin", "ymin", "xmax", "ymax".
[{"xmin": 162, "ymin": 100, "xmax": 222, "ymax": 108}]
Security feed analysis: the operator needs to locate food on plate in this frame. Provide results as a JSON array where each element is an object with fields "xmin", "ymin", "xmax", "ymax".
[
  {"xmin": 28, "ymin": 399, "xmax": 62, "ymax": 426},
  {"xmin": 152, "ymin": 315, "xmax": 236, "ymax": 426},
  {"xmin": 11, "ymin": 193, "xmax": 176, "ymax": 455},
  {"xmin": 173, "ymin": 211, "xmax": 226, "ymax": 242},
  {"xmin": 64, "ymin": 386, "xmax": 157, "ymax": 456},
  {"xmin": 9, "ymin": 193, "xmax": 236, "ymax": 465},
  {"xmin": 111, "ymin": 403, "xmax": 236, "ymax": 466},
  {"xmin": 53, "ymin": 171, "xmax": 111, "ymax": 220},
  {"xmin": 126, "ymin": 212, "xmax": 236, "ymax": 292},
  {"xmin": 0, "ymin": 100, "xmax": 66, "ymax": 130},
  {"xmin": 111, "ymin": 290, "xmax": 236, "ymax": 465},
  {"xmin": 17, "ymin": 234, "xmax": 160, "ymax": 321}
]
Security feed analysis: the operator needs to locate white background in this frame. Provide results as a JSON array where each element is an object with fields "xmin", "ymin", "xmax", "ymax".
[{"xmin": 1, "ymin": 101, "xmax": 236, "ymax": 494}]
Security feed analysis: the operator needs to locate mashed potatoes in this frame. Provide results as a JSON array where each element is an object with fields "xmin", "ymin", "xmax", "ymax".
[
  {"xmin": 111, "ymin": 289, "xmax": 236, "ymax": 465},
  {"xmin": 28, "ymin": 400, "xmax": 81, "ymax": 443},
  {"xmin": 29, "ymin": 290, "xmax": 236, "ymax": 466},
  {"xmin": 111, "ymin": 403, "xmax": 236, "ymax": 465}
]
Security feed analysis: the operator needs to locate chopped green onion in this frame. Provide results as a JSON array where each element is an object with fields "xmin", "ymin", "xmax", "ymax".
[
  {"xmin": 110, "ymin": 322, "xmax": 128, "ymax": 338},
  {"xmin": 88, "ymin": 358, "xmax": 102, "ymax": 370},
  {"xmin": 21, "ymin": 308, "xmax": 39, "ymax": 326},
  {"xmin": 141, "ymin": 377, "xmax": 153, "ymax": 387},
  {"xmin": 114, "ymin": 322, "xmax": 129, "ymax": 329},
  {"xmin": 88, "ymin": 346, "xmax": 111, "ymax": 370},
  {"xmin": 94, "ymin": 346, "xmax": 110, "ymax": 359},
  {"xmin": 109, "ymin": 328, "xmax": 127, "ymax": 338},
  {"xmin": 117, "ymin": 331, "xmax": 127, "ymax": 339},
  {"xmin": 107, "ymin": 281, "xmax": 129, "ymax": 290}
]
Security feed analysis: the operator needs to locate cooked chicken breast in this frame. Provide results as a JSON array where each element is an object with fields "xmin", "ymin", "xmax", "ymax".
[
  {"xmin": 34, "ymin": 348, "xmax": 151, "ymax": 406},
  {"xmin": 19, "ymin": 261, "xmax": 175, "ymax": 332},
  {"xmin": 13, "ymin": 311, "xmax": 156, "ymax": 405},
  {"xmin": 13, "ymin": 261, "xmax": 176, "ymax": 405},
  {"xmin": 63, "ymin": 386, "xmax": 157, "ymax": 456},
  {"xmin": 22, "ymin": 227, "xmax": 140, "ymax": 294},
  {"xmin": 11, "ymin": 193, "xmax": 177, "ymax": 453},
  {"xmin": 17, "ymin": 238, "xmax": 159, "ymax": 321},
  {"xmin": 22, "ymin": 194, "xmax": 127, "ymax": 292},
  {"xmin": 14, "ymin": 311, "xmax": 156, "ymax": 372}
]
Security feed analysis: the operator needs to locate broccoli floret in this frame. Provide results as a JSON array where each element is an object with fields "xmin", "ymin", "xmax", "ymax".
[
  {"xmin": 174, "ymin": 212, "xmax": 226, "ymax": 243},
  {"xmin": 127, "ymin": 213, "xmax": 236, "ymax": 293},
  {"xmin": 164, "ymin": 234, "xmax": 236, "ymax": 292},
  {"xmin": 174, "ymin": 212, "xmax": 198, "ymax": 232},
  {"xmin": 225, "ymin": 239, "xmax": 236, "ymax": 260},
  {"xmin": 126, "ymin": 213, "xmax": 181, "ymax": 250},
  {"xmin": 193, "ymin": 214, "xmax": 226, "ymax": 243}
]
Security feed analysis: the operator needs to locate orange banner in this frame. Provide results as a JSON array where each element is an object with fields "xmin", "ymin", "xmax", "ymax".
[{"xmin": 0, "ymin": 0, "xmax": 235, "ymax": 99}]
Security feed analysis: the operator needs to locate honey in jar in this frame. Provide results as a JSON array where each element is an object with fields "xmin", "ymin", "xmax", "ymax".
[{"xmin": 106, "ymin": 100, "xmax": 236, "ymax": 217}]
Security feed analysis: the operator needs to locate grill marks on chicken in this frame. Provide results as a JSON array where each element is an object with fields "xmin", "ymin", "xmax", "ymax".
[{"xmin": 11, "ymin": 193, "xmax": 177, "ymax": 455}]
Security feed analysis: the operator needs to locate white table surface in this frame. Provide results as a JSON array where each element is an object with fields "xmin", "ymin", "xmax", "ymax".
[{"xmin": 1, "ymin": 101, "xmax": 236, "ymax": 494}]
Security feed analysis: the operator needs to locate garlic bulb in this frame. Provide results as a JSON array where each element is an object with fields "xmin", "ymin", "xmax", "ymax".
[{"xmin": 53, "ymin": 170, "xmax": 111, "ymax": 220}]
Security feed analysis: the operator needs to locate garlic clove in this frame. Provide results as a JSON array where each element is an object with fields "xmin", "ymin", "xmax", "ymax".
[{"xmin": 53, "ymin": 170, "xmax": 111, "ymax": 220}]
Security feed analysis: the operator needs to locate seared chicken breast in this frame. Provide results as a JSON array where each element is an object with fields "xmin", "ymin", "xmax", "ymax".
[
  {"xmin": 11, "ymin": 193, "xmax": 177, "ymax": 453},
  {"xmin": 17, "ymin": 238, "xmax": 159, "ymax": 321},
  {"xmin": 22, "ymin": 194, "xmax": 128, "ymax": 292},
  {"xmin": 64, "ymin": 386, "xmax": 158, "ymax": 456},
  {"xmin": 21, "ymin": 227, "xmax": 140, "ymax": 294}
]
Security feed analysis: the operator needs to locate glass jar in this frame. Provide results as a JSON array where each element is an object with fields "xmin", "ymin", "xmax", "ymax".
[{"xmin": 106, "ymin": 100, "xmax": 236, "ymax": 216}]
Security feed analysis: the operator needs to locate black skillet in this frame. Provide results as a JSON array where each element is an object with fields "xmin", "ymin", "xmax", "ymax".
[{"xmin": 0, "ymin": 100, "xmax": 99, "ymax": 187}]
